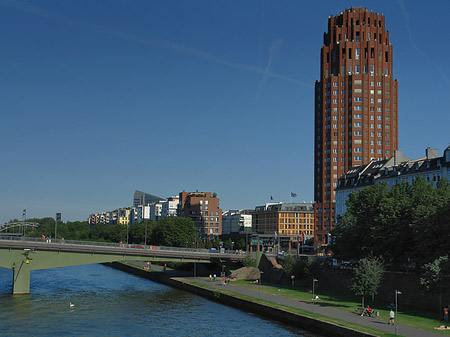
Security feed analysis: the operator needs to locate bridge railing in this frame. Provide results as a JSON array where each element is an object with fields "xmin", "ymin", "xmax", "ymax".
[{"xmin": 0, "ymin": 236, "xmax": 244, "ymax": 256}]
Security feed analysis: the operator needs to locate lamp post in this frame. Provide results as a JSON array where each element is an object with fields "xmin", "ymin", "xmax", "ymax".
[
  {"xmin": 259, "ymin": 270, "xmax": 264, "ymax": 298},
  {"xmin": 312, "ymin": 278, "xmax": 318, "ymax": 308},
  {"xmin": 126, "ymin": 224, "xmax": 129, "ymax": 245},
  {"xmin": 395, "ymin": 289, "xmax": 401, "ymax": 335}
]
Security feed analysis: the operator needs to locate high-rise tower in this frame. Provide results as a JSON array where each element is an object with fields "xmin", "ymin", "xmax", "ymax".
[{"xmin": 314, "ymin": 7, "xmax": 398, "ymax": 250}]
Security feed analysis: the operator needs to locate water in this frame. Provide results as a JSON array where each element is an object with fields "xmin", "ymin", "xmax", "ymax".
[{"xmin": 0, "ymin": 264, "xmax": 317, "ymax": 336}]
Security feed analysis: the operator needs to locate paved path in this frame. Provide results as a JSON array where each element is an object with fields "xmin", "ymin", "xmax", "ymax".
[
  {"xmin": 125, "ymin": 263, "xmax": 443, "ymax": 337},
  {"xmin": 178, "ymin": 276, "xmax": 444, "ymax": 337}
]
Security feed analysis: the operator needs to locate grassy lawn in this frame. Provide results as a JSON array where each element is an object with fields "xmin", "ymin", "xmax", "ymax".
[
  {"xmin": 188, "ymin": 281, "xmax": 397, "ymax": 337},
  {"xmin": 227, "ymin": 280, "xmax": 449, "ymax": 335}
]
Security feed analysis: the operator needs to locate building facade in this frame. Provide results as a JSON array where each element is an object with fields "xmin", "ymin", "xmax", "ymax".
[
  {"xmin": 314, "ymin": 7, "xmax": 398, "ymax": 250},
  {"xmin": 161, "ymin": 196, "xmax": 179, "ymax": 218},
  {"xmin": 178, "ymin": 191, "xmax": 222, "ymax": 237},
  {"xmin": 335, "ymin": 146, "xmax": 450, "ymax": 218},
  {"xmin": 222, "ymin": 210, "xmax": 252, "ymax": 235},
  {"xmin": 252, "ymin": 202, "xmax": 314, "ymax": 239}
]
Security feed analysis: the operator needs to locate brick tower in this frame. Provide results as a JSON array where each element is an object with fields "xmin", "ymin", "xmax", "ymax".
[{"xmin": 314, "ymin": 7, "xmax": 398, "ymax": 250}]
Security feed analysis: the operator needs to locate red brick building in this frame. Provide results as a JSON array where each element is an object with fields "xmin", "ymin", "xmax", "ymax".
[
  {"xmin": 314, "ymin": 7, "xmax": 398, "ymax": 250},
  {"xmin": 178, "ymin": 191, "xmax": 222, "ymax": 237}
]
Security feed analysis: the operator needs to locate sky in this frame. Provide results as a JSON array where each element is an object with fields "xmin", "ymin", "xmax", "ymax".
[{"xmin": 1, "ymin": 0, "xmax": 449, "ymax": 224}]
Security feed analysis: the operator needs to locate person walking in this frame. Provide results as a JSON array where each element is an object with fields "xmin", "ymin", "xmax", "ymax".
[
  {"xmin": 444, "ymin": 305, "xmax": 449, "ymax": 322},
  {"xmin": 388, "ymin": 309, "xmax": 395, "ymax": 325}
]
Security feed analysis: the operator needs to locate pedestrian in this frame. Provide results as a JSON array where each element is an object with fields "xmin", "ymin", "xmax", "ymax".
[
  {"xmin": 444, "ymin": 305, "xmax": 449, "ymax": 322},
  {"xmin": 222, "ymin": 277, "xmax": 226, "ymax": 286},
  {"xmin": 389, "ymin": 309, "xmax": 395, "ymax": 325},
  {"xmin": 209, "ymin": 274, "xmax": 212, "ymax": 282},
  {"xmin": 213, "ymin": 274, "xmax": 216, "ymax": 281}
]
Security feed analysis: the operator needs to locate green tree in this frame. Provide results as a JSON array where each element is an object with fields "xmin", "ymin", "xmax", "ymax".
[
  {"xmin": 242, "ymin": 253, "xmax": 256, "ymax": 267},
  {"xmin": 281, "ymin": 255, "xmax": 296, "ymax": 276},
  {"xmin": 350, "ymin": 257, "xmax": 384, "ymax": 308},
  {"xmin": 223, "ymin": 238, "xmax": 233, "ymax": 250},
  {"xmin": 420, "ymin": 255, "xmax": 450, "ymax": 315},
  {"xmin": 151, "ymin": 217, "xmax": 196, "ymax": 247},
  {"xmin": 236, "ymin": 238, "xmax": 246, "ymax": 250}
]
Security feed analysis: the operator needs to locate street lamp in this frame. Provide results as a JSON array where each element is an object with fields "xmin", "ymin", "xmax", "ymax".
[
  {"xmin": 395, "ymin": 289, "xmax": 401, "ymax": 335},
  {"xmin": 259, "ymin": 270, "xmax": 264, "ymax": 298},
  {"xmin": 312, "ymin": 278, "xmax": 318, "ymax": 307},
  {"xmin": 291, "ymin": 275, "xmax": 295, "ymax": 288}
]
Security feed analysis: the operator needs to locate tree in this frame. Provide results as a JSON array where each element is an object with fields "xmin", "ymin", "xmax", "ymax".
[
  {"xmin": 236, "ymin": 238, "xmax": 246, "ymax": 250},
  {"xmin": 420, "ymin": 255, "xmax": 450, "ymax": 315},
  {"xmin": 350, "ymin": 257, "xmax": 384, "ymax": 308},
  {"xmin": 332, "ymin": 177, "xmax": 450, "ymax": 267},
  {"xmin": 223, "ymin": 238, "xmax": 233, "ymax": 250},
  {"xmin": 151, "ymin": 217, "xmax": 196, "ymax": 247},
  {"xmin": 281, "ymin": 255, "xmax": 296, "ymax": 276},
  {"xmin": 242, "ymin": 253, "xmax": 256, "ymax": 267}
]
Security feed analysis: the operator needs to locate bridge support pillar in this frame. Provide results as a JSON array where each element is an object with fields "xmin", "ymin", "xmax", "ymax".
[{"xmin": 13, "ymin": 261, "xmax": 31, "ymax": 294}]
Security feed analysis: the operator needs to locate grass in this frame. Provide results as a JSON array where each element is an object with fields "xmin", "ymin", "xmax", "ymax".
[
  {"xmin": 228, "ymin": 280, "xmax": 449, "ymax": 335},
  {"xmin": 125, "ymin": 263, "xmax": 450, "ymax": 335},
  {"xmin": 188, "ymin": 281, "xmax": 396, "ymax": 337}
]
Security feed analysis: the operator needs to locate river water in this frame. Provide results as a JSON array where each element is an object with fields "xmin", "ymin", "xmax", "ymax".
[{"xmin": 0, "ymin": 264, "xmax": 317, "ymax": 336}]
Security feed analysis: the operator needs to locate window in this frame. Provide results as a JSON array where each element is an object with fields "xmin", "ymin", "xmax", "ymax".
[
  {"xmin": 354, "ymin": 122, "xmax": 362, "ymax": 127},
  {"xmin": 333, "ymin": 82, "xmax": 338, "ymax": 87},
  {"xmin": 354, "ymin": 97, "xmax": 362, "ymax": 102},
  {"xmin": 377, "ymin": 132, "xmax": 382, "ymax": 137},
  {"xmin": 377, "ymin": 116, "xmax": 382, "ymax": 120},
  {"xmin": 377, "ymin": 90, "xmax": 382, "ymax": 95},
  {"xmin": 333, "ymin": 99, "xmax": 338, "ymax": 103},
  {"xmin": 354, "ymin": 114, "xmax": 362, "ymax": 119},
  {"xmin": 377, "ymin": 81, "xmax": 382, "ymax": 86},
  {"xmin": 378, "ymin": 149, "xmax": 382, "ymax": 154},
  {"xmin": 370, "ymin": 65, "xmax": 374, "ymax": 75},
  {"xmin": 354, "ymin": 131, "xmax": 362, "ymax": 136},
  {"xmin": 354, "ymin": 148, "xmax": 362, "ymax": 153},
  {"xmin": 370, "ymin": 81, "xmax": 374, "ymax": 86},
  {"xmin": 355, "ymin": 48, "xmax": 360, "ymax": 59},
  {"xmin": 385, "ymin": 116, "xmax": 390, "ymax": 121},
  {"xmin": 354, "ymin": 106, "xmax": 362, "ymax": 110},
  {"xmin": 354, "ymin": 79, "xmax": 362, "ymax": 85},
  {"xmin": 377, "ymin": 124, "xmax": 382, "ymax": 129},
  {"xmin": 377, "ymin": 107, "xmax": 382, "ymax": 112},
  {"xmin": 333, "ymin": 90, "xmax": 338, "ymax": 95},
  {"xmin": 354, "ymin": 156, "xmax": 362, "ymax": 161}
]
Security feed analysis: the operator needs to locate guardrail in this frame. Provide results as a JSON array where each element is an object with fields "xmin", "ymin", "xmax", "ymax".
[{"xmin": 0, "ymin": 236, "xmax": 245, "ymax": 256}]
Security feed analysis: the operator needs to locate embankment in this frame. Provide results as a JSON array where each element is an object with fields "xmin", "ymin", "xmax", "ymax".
[{"xmin": 106, "ymin": 262, "xmax": 376, "ymax": 337}]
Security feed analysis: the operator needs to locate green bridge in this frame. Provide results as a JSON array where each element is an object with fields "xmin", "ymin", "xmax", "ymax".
[{"xmin": 0, "ymin": 236, "xmax": 244, "ymax": 294}]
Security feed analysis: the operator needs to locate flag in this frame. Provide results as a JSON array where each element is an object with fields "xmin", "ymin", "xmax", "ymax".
[
  {"xmin": 270, "ymin": 195, "xmax": 273, "ymax": 201},
  {"xmin": 23, "ymin": 209, "xmax": 26, "ymax": 216},
  {"xmin": 291, "ymin": 192, "xmax": 298, "ymax": 198}
]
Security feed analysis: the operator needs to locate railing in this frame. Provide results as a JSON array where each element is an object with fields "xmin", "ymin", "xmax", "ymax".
[{"xmin": 0, "ymin": 236, "xmax": 245, "ymax": 256}]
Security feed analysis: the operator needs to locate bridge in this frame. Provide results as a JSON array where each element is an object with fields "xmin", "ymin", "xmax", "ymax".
[{"xmin": 0, "ymin": 236, "xmax": 245, "ymax": 295}]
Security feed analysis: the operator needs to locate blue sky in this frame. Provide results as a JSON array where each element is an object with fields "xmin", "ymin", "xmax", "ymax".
[{"xmin": 1, "ymin": 0, "xmax": 449, "ymax": 224}]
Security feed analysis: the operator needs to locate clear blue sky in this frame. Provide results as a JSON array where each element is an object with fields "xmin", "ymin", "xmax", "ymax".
[{"xmin": 1, "ymin": 0, "xmax": 449, "ymax": 224}]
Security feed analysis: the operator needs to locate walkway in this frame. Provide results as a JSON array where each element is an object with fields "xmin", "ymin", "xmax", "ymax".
[
  {"xmin": 123, "ymin": 262, "xmax": 444, "ymax": 337},
  {"xmin": 181, "ymin": 276, "xmax": 443, "ymax": 337}
]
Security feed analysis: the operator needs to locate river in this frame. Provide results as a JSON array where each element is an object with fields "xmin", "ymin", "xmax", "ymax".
[{"xmin": 0, "ymin": 264, "xmax": 318, "ymax": 336}]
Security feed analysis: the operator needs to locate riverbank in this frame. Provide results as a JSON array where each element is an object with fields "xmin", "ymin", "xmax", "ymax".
[{"xmin": 106, "ymin": 262, "xmax": 393, "ymax": 337}]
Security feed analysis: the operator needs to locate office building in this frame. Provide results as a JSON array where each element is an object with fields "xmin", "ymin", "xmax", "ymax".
[{"xmin": 314, "ymin": 7, "xmax": 398, "ymax": 250}]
